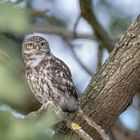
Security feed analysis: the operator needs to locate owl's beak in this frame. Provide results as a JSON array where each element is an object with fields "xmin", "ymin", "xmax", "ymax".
[{"xmin": 35, "ymin": 44, "xmax": 39, "ymax": 50}]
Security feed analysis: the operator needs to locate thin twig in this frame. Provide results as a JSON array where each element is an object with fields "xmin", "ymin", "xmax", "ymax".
[
  {"xmin": 63, "ymin": 39, "xmax": 94, "ymax": 76},
  {"xmin": 73, "ymin": 15, "xmax": 81, "ymax": 38},
  {"xmin": 97, "ymin": 45, "xmax": 103, "ymax": 71}
]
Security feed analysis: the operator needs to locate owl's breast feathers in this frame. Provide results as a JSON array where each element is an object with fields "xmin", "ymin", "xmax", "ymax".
[{"xmin": 25, "ymin": 55, "xmax": 78, "ymax": 103}]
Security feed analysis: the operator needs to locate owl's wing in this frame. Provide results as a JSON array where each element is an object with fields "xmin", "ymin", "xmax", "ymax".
[{"xmin": 45, "ymin": 56, "xmax": 78, "ymax": 100}]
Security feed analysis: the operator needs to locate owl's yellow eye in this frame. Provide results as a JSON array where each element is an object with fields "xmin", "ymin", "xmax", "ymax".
[{"xmin": 27, "ymin": 43, "xmax": 34, "ymax": 48}]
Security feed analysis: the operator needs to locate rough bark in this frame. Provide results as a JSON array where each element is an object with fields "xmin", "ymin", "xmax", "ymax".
[{"xmin": 65, "ymin": 15, "xmax": 140, "ymax": 139}]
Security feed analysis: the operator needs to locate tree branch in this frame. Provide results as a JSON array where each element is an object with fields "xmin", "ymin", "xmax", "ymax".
[
  {"xmin": 73, "ymin": 15, "xmax": 81, "ymax": 38},
  {"xmin": 112, "ymin": 122, "xmax": 140, "ymax": 140},
  {"xmin": 59, "ymin": 14, "xmax": 140, "ymax": 140},
  {"xmin": 25, "ymin": 26, "xmax": 95, "ymax": 40},
  {"xmin": 63, "ymin": 39, "xmax": 94, "ymax": 76},
  {"xmin": 26, "ymin": 103, "xmax": 94, "ymax": 140},
  {"xmin": 79, "ymin": 0, "xmax": 113, "ymax": 52}
]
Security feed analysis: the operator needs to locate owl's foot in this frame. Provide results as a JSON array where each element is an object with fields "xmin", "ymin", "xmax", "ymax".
[
  {"xmin": 38, "ymin": 101, "xmax": 55, "ymax": 113},
  {"xmin": 38, "ymin": 101, "xmax": 69, "ymax": 123}
]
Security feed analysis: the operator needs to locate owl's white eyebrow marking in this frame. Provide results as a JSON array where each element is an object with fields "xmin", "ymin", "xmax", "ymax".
[{"xmin": 25, "ymin": 32, "xmax": 48, "ymax": 40}]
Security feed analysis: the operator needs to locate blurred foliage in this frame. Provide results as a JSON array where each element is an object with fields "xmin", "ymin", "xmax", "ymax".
[
  {"xmin": 0, "ymin": 34, "xmax": 30, "ymax": 109},
  {"xmin": 0, "ymin": 2, "xmax": 30, "ymax": 33},
  {"xmin": 0, "ymin": 105, "xmax": 65, "ymax": 140},
  {"xmin": 0, "ymin": 1, "xmax": 39, "ymax": 114},
  {"xmin": 0, "ymin": 1, "xmax": 30, "ymax": 105}
]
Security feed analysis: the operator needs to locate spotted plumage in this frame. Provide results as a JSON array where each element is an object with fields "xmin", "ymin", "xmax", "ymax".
[{"xmin": 22, "ymin": 33, "xmax": 79, "ymax": 112}]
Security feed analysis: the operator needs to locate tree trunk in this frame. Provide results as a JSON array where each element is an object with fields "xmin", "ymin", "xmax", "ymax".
[{"xmin": 64, "ymin": 15, "xmax": 140, "ymax": 140}]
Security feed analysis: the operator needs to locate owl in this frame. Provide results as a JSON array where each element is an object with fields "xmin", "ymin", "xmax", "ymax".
[{"xmin": 22, "ymin": 33, "xmax": 79, "ymax": 112}]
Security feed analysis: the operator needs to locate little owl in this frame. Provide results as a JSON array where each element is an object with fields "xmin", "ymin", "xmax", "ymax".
[{"xmin": 22, "ymin": 33, "xmax": 79, "ymax": 112}]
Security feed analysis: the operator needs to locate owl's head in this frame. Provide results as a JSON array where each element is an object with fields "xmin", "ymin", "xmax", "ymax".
[{"xmin": 22, "ymin": 33, "xmax": 51, "ymax": 67}]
